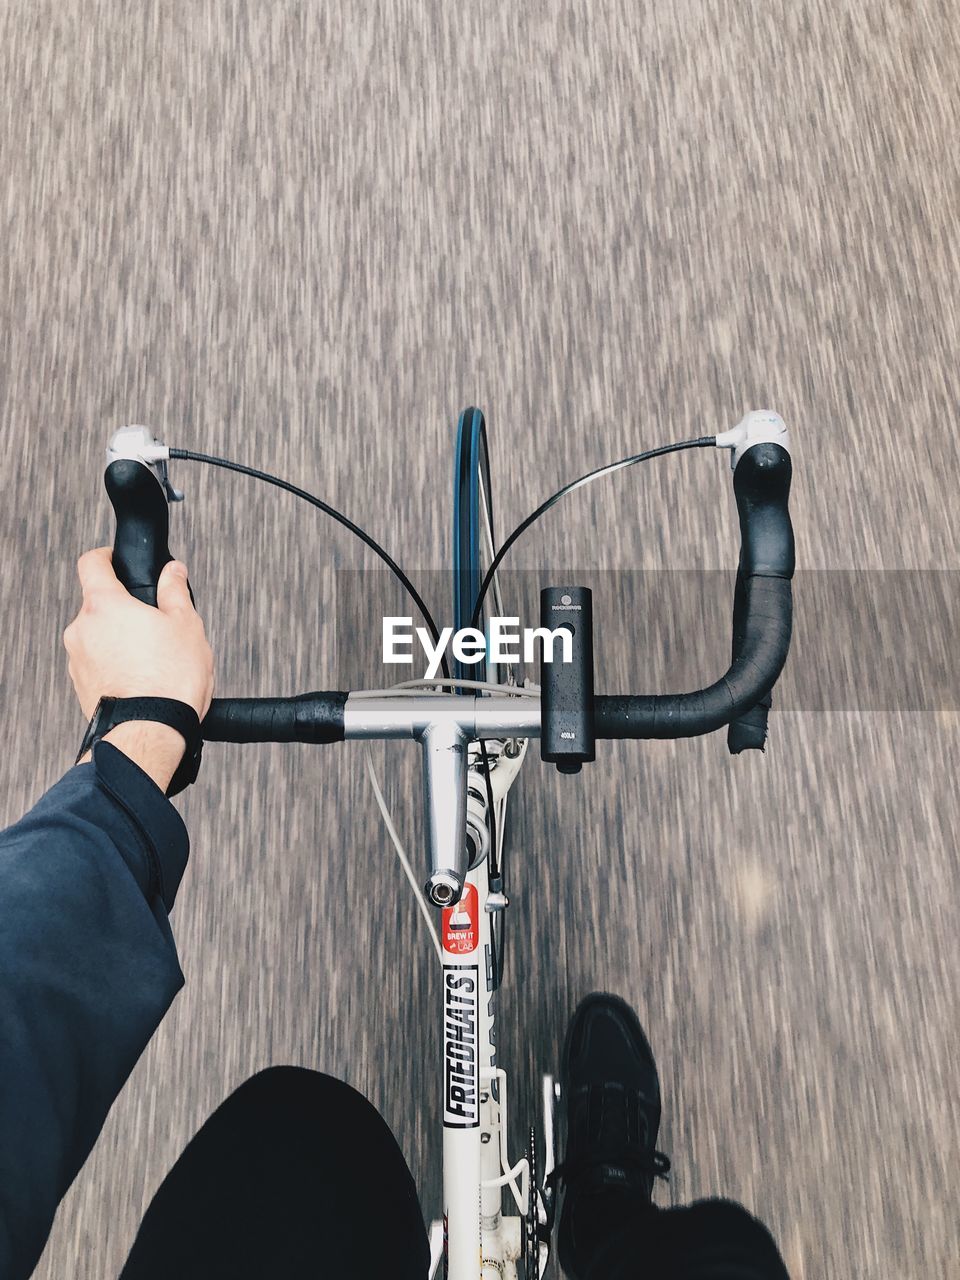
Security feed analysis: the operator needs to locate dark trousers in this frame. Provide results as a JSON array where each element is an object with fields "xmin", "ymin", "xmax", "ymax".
[
  {"xmin": 120, "ymin": 1067, "xmax": 431, "ymax": 1280},
  {"xmin": 120, "ymin": 1067, "xmax": 789, "ymax": 1280}
]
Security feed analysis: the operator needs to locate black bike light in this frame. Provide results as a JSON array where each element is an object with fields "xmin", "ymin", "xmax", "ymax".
[{"xmin": 539, "ymin": 586, "xmax": 595, "ymax": 773}]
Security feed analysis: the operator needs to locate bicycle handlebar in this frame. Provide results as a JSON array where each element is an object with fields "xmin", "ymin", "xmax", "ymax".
[
  {"xmin": 202, "ymin": 693, "xmax": 348, "ymax": 743},
  {"xmin": 594, "ymin": 439, "xmax": 794, "ymax": 746},
  {"xmin": 103, "ymin": 421, "xmax": 794, "ymax": 752}
]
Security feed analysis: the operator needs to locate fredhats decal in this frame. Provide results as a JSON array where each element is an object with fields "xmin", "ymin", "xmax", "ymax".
[
  {"xmin": 442, "ymin": 883, "xmax": 479, "ymax": 954},
  {"xmin": 443, "ymin": 966, "xmax": 479, "ymax": 1127}
]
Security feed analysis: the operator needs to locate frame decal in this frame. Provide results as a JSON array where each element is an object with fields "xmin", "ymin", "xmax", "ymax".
[
  {"xmin": 442, "ymin": 882, "xmax": 479, "ymax": 954},
  {"xmin": 443, "ymin": 964, "xmax": 480, "ymax": 1128}
]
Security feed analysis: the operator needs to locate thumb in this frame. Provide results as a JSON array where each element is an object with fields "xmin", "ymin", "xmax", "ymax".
[{"xmin": 156, "ymin": 559, "xmax": 193, "ymax": 614}]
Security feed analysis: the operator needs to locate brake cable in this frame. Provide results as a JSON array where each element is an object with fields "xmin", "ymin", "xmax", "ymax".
[
  {"xmin": 468, "ymin": 436, "xmax": 716, "ymax": 631},
  {"xmin": 169, "ymin": 448, "xmax": 451, "ymax": 681},
  {"xmin": 167, "ymin": 438, "xmax": 716, "ymax": 688}
]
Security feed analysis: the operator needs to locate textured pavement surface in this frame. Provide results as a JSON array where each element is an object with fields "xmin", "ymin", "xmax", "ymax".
[{"xmin": 2, "ymin": 3, "xmax": 960, "ymax": 1277}]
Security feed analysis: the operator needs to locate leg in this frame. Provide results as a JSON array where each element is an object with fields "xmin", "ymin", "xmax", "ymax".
[
  {"xmin": 556, "ymin": 994, "xmax": 790, "ymax": 1280},
  {"xmin": 120, "ymin": 1066, "xmax": 430, "ymax": 1280}
]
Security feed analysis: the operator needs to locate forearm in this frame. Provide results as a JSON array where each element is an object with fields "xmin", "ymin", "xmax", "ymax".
[{"xmin": 0, "ymin": 743, "xmax": 189, "ymax": 1278}]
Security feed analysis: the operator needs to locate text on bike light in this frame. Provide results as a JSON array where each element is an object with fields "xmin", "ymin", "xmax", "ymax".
[{"xmin": 383, "ymin": 616, "xmax": 573, "ymax": 680}]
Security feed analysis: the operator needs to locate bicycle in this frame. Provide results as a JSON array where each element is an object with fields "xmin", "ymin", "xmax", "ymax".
[{"xmin": 99, "ymin": 406, "xmax": 794, "ymax": 1279}]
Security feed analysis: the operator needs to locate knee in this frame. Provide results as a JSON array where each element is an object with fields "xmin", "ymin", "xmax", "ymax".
[
  {"xmin": 225, "ymin": 1066, "xmax": 385, "ymax": 1135},
  {"xmin": 232, "ymin": 1065, "xmax": 364, "ymax": 1107}
]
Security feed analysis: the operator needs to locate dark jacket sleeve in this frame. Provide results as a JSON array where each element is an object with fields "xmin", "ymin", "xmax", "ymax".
[{"xmin": 0, "ymin": 740, "xmax": 190, "ymax": 1279}]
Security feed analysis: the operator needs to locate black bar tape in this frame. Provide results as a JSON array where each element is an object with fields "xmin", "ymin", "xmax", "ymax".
[
  {"xmin": 201, "ymin": 692, "xmax": 348, "ymax": 744},
  {"xmin": 593, "ymin": 440, "xmax": 794, "ymax": 745},
  {"xmin": 727, "ymin": 565, "xmax": 773, "ymax": 752},
  {"xmin": 726, "ymin": 693, "xmax": 772, "ymax": 753},
  {"xmin": 727, "ymin": 441, "xmax": 795, "ymax": 753},
  {"xmin": 594, "ymin": 576, "xmax": 793, "ymax": 739}
]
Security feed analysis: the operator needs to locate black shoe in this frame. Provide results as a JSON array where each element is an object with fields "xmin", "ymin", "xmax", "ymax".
[{"xmin": 552, "ymin": 993, "xmax": 670, "ymax": 1279}]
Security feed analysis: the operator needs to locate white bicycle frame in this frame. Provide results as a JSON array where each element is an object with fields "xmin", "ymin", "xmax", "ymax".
[{"xmin": 344, "ymin": 694, "xmax": 555, "ymax": 1280}]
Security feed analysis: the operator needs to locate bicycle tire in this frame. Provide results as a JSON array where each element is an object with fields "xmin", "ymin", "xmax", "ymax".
[{"xmin": 453, "ymin": 407, "xmax": 507, "ymax": 989}]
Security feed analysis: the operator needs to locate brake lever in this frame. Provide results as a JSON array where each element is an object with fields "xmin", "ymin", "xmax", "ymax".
[{"xmin": 107, "ymin": 425, "xmax": 183, "ymax": 501}]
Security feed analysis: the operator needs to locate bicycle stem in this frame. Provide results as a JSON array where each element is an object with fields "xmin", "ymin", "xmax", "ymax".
[
  {"xmin": 421, "ymin": 724, "xmax": 468, "ymax": 906},
  {"xmin": 344, "ymin": 696, "xmax": 541, "ymax": 905}
]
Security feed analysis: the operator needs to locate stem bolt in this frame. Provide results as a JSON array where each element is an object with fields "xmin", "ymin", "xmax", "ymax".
[{"xmin": 426, "ymin": 871, "xmax": 463, "ymax": 908}]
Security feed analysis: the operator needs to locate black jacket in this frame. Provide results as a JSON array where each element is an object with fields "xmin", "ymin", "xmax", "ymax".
[{"xmin": 0, "ymin": 740, "xmax": 189, "ymax": 1278}]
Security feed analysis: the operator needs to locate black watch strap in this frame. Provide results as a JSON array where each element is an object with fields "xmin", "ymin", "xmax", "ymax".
[{"xmin": 76, "ymin": 696, "xmax": 204, "ymax": 797}]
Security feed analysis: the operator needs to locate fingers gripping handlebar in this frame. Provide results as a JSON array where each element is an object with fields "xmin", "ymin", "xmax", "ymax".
[{"xmin": 103, "ymin": 428, "xmax": 347, "ymax": 747}]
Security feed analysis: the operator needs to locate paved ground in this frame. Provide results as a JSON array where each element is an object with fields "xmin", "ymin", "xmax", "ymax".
[{"xmin": 2, "ymin": 2, "xmax": 959, "ymax": 1276}]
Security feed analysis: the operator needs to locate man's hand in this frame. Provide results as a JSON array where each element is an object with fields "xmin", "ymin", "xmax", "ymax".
[{"xmin": 63, "ymin": 548, "xmax": 215, "ymax": 792}]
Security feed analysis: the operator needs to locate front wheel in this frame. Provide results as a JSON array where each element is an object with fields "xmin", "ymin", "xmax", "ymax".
[{"xmin": 453, "ymin": 407, "xmax": 511, "ymax": 989}]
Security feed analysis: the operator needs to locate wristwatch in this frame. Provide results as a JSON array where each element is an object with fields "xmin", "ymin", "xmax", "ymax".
[{"xmin": 75, "ymin": 696, "xmax": 204, "ymax": 797}]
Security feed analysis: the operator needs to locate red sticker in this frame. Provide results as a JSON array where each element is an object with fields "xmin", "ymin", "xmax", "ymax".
[{"xmin": 442, "ymin": 883, "xmax": 479, "ymax": 954}]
